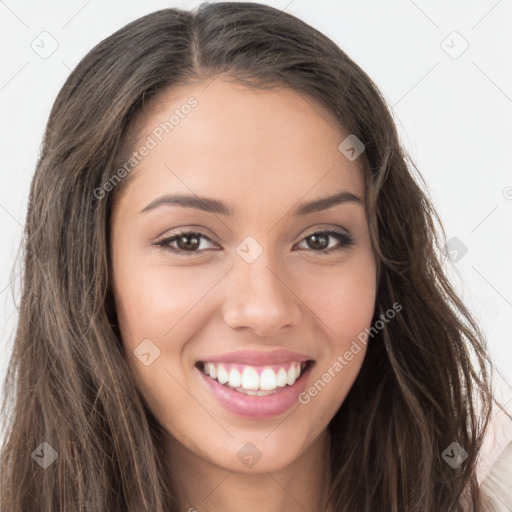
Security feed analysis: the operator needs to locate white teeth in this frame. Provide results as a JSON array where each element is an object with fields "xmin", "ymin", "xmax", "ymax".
[
  {"xmin": 228, "ymin": 368, "xmax": 242, "ymax": 388},
  {"xmin": 276, "ymin": 368, "xmax": 288, "ymax": 387},
  {"xmin": 235, "ymin": 387, "xmax": 277, "ymax": 396},
  {"xmin": 241, "ymin": 367, "xmax": 259, "ymax": 390},
  {"xmin": 259, "ymin": 367, "xmax": 277, "ymax": 390},
  {"xmin": 201, "ymin": 361, "xmax": 307, "ymax": 393},
  {"xmin": 217, "ymin": 364, "xmax": 229, "ymax": 385},
  {"xmin": 286, "ymin": 365, "xmax": 296, "ymax": 386}
]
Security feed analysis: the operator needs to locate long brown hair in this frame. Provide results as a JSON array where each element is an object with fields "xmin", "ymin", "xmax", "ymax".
[{"xmin": 0, "ymin": 3, "xmax": 504, "ymax": 510}]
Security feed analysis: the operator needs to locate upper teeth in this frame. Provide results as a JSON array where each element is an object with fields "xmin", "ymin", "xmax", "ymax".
[{"xmin": 203, "ymin": 362, "xmax": 305, "ymax": 392}]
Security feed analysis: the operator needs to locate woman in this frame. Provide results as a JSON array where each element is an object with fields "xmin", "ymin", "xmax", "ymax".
[{"xmin": 1, "ymin": 2, "xmax": 510, "ymax": 511}]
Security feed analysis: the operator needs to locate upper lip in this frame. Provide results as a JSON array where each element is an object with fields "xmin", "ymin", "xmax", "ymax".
[{"xmin": 199, "ymin": 349, "xmax": 312, "ymax": 366}]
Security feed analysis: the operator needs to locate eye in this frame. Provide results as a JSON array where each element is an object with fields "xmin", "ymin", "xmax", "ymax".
[
  {"xmin": 153, "ymin": 229, "xmax": 218, "ymax": 256},
  {"xmin": 294, "ymin": 229, "xmax": 355, "ymax": 254},
  {"xmin": 153, "ymin": 228, "xmax": 355, "ymax": 256}
]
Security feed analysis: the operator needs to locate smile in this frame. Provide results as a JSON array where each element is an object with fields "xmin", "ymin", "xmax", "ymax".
[
  {"xmin": 200, "ymin": 361, "xmax": 308, "ymax": 395},
  {"xmin": 195, "ymin": 350, "xmax": 315, "ymax": 419}
]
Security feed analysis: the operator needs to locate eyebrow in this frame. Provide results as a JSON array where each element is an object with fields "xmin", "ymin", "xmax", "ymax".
[{"xmin": 139, "ymin": 190, "xmax": 362, "ymax": 217}]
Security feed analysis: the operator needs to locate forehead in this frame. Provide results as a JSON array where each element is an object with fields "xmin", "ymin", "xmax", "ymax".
[{"xmin": 119, "ymin": 77, "xmax": 365, "ymax": 212}]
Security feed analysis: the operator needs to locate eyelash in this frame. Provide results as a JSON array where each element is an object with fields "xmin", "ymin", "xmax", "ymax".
[{"xmin": 153, "ymin": 228, "xmax": 355, "ymax": 257}]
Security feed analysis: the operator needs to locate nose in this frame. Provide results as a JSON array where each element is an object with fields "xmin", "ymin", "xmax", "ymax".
[{"xmin": 222, "ymin": 254, "xmax": 303, "ymax": 338}]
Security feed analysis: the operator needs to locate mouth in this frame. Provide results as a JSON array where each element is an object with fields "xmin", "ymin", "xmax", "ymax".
[
  {"xmin": 195, "ymin": 353, "xmax": 315, "ymax": 419},
  {"xmin": 196, "ymin": 360, "xmax": 313, "ymax": 396}
]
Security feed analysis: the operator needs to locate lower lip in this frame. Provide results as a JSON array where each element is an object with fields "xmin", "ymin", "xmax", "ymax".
[{"xmin": 198, "ymin": 363, "xmax": 313, "ymax": 419}]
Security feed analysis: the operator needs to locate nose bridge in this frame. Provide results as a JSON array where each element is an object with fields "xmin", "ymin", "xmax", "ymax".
[{"xmin": 222, "ymin": 243, "xmax": 302, "ymax": 336}]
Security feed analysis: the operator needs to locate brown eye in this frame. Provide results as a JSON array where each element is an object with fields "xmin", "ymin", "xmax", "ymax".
[
  {"xmin": 296, "ymin": 230, "xmax": 355, "ymax": 253},
  {"xmin": 305, "ymin": 233, "xmax": 330, "ymax": 251},
  {"xmin": 174, "ymin": 233, "xmax": 201, "ymax": 251},
  {"xmin": 154, "ymin": 228, "xmax": 354, "ymax": 257},
  {"xmin": 154, "ymin": 230, "xmax": 217, "ymax": 256}
]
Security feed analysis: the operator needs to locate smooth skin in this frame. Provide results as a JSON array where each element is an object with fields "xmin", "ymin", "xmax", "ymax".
[{"xmin": 110, "ymin": 76, "xmax": 377, "ymax": 512}]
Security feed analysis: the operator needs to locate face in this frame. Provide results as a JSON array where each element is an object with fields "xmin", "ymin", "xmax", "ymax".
[{"xmin": 110, "ymin": 76, "xmax": 377, "ymax": 475}]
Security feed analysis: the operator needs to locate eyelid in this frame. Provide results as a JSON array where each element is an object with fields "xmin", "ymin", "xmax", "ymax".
[
  {"xmin": 153, "ymin": 229, "xmax": 219, "ymax": 254},
  {"xmin": 154, "ymin": 223, "xmax": 351, "ymax": 241},
  {"xmin": 153, "ymin": 224, "xmax": 218, "ymax": 242},
  {"xmin": 152, "ymin": 225, "xmax": 355, "ymax": 257}
]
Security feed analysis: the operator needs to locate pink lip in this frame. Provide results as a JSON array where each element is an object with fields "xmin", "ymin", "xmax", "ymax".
[
  {"xmin": 197, "ymin": 362, "xmax": 314, "ymax": 419},
  {"xmin": 199, "ymin": 349, "xmax": 311, "ymax": 366}
]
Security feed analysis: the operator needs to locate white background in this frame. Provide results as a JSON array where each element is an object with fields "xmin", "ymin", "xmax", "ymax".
[{"xmin": 1, "ymin": 0, "xmax": 511, "ymax": 413}]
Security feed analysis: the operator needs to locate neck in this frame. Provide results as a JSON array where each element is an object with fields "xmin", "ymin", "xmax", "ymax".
[{"xmin": 166, "ymin": 429, "xmax": 333, "ymax": 512}]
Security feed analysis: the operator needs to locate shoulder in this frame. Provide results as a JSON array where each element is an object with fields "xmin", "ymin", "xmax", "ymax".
[
  {"xmin": 479, "ymin": 440, "xmax": 512, "ymax": 511},
  {"xmin": 478, "ymin": 401, "xmax": 512, "ymax": 511}
]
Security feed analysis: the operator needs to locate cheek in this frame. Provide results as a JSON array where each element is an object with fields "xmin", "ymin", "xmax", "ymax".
[
  {"xmin": 111, "ymin": 255, "xmax": 217, "ymax": 426},
  {"xmin": 306, "ymin": 251, "xmax": 377, "ymax": 343},
  {"xmin": 297, "ymin": 252, "xmax": 376, "ymax": 413},
  {"xmin": 113, "ymin": 250, "xmax": 226, "ymax": 349}
]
